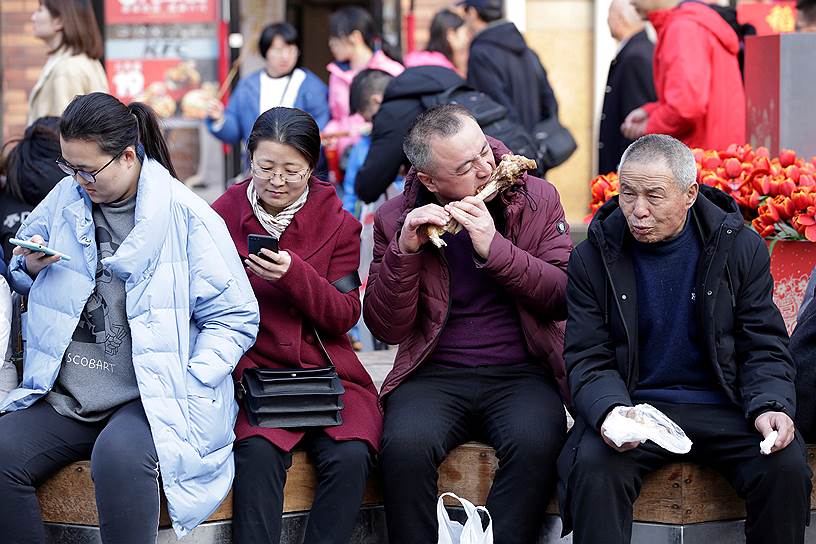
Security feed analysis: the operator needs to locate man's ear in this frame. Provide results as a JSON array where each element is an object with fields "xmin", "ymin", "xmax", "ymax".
[
  {"xmin": 417, "ymin": 171, "xmax": 437, "ymax": 193},
  {"xmin": 686, "ymin": 182, "xmax": 699, "ymax": 208},
  {"xmin": 371, "ymin": 94, "xmax": 383, "ymax": 108}
]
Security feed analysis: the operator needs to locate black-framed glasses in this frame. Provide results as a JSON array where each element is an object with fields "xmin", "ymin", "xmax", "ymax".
[{"xmin": 56, "ymin": 150, "xmax": 124, "ymax": 185}]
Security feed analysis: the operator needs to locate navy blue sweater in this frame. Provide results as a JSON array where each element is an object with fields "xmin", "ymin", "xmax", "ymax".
[{"xmin": 631, "ymin": 215, "xmax": 729, "ymax": 404}]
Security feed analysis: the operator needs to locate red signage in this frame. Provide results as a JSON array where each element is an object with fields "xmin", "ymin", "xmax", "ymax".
[
  {"xmin": 105, "ymin": 0, "xmax": 218, "ymax": 25},
  {"xmin": 738, "ymin": 2, "xmax": 797, "ymax": 35}
]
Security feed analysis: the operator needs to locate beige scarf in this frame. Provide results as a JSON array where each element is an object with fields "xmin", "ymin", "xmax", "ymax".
[{"xmin": 247, "ymin": 182, "xmax": 309, "ymax": 239}]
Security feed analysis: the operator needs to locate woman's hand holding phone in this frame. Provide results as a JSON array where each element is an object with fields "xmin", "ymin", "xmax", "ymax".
[
  {"xmin": 245, "ymin": 249, "xmax": 292, "ymax": 282},
  {"xmin": 12, "ymin": 235, "xmax": 62, "ymax": 277}
]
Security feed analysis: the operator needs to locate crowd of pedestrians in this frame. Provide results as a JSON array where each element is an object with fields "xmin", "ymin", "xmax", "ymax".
[{"xmin": 0, "ymin": 1, "xmax": 815, "ymax": 543}]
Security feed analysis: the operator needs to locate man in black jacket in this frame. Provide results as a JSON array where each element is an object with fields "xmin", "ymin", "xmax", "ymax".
[
  {"xmin": 354, "ymin": 65, "xmax": 464, "ymax": 204},
  {"xmin": 559, "ymin": 134, "xmax": 811, "ymax": 544},
  {"xmin": 598, "ymin": 0, "xmax": 656, "ymax": 174},
  {"xmin": 461, "ymin": 0, "xmax": 558, "ymax": 132}
]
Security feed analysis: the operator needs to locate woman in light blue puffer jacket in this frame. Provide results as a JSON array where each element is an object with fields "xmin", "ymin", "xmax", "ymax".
[{"xmin": 0, "ymin": 92, "xmax": 259, "ymax": 542}]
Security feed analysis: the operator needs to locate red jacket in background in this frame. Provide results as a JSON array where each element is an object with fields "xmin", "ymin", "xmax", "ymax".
[
  {"xmin": 363, "ymin": 138, "xmax": 573, "ymax": 405},
  {"xmin": 643, "ymin": 2, "xmax": 746, "ymax": 150},
  {"xmin": 212, "ymin": 178, "xmax": 382, "ymax": 453}
]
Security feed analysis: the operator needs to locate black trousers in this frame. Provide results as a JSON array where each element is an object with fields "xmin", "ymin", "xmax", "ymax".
[
  {"xmin": 380, "ymin": 363, "xmax": 567, "ymax": 544},
  {"xmin": 0, "ymin": 400, "xmax": 160, "ymax": 544},
  {"xmin": 560, "ymin": 401, "xmax": 813, "ymax": 544},
  {"xmin": 232, "ymin": 432, "xmax": 373, "ymax": 544}
]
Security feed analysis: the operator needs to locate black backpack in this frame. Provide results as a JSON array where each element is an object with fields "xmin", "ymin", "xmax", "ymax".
[{"xmin": 420, "ymin": 84, "xmax": 545, "ymax": 177}]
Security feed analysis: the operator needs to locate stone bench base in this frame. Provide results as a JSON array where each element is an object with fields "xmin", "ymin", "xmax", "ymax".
[
  {"xmin": 43, "ymin": 511, "xmax": 816, "ymax": 544},
  {"xmin": 38, "ymin": 443, "xmax": 816, "ymax": 543}
]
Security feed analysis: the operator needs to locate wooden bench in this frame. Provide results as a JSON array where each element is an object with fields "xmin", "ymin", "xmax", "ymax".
[{"xmin": 38, "ymin": 443, "xmax": 816, "ymax": 528}]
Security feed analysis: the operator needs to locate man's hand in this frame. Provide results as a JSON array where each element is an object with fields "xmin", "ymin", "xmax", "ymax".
[
  {"xmin": 600, "ymin": 410, "xmax": 641, "ymax": 453},
  {"xmin": 245, "ymin": 249, "xmax": 292, "ymax": 282},
  {"xmin": 13, "ymin": 235, "xmax": 61, "ymax": 277},
  {"xmin": 398, "ymin": 204, "xmax": 450, "ymax": 254},
  {"xmin": 621, "ymin": 108, "xmax": 649, "ymax": 140},
  {"xmin": 445, "ymin": 197, "xmax": 496, "ymax": 260},
  {"xmin": 754, "ymin": 411, "xmax": 795, "ymax": 454}
]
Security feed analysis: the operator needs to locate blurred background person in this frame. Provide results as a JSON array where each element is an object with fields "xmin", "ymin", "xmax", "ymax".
[
  {"xmin": 355, "ymin": 8, "xmax": 471, "ymax": 204},
  {"xmin": 403, "ymin": 9, "xmax": 470, "ymax": 76},
  {"xmin": 598, "ymin": 0, "xmax": 656, "ymax": 174},
  {"xmin": 28, "ymin": 0, "xmax": 108, "ymax": 125},
  {"xmin": 323, "ymin": 6, "xmax": 403, "ymax": 159},
  {"xmin": 206, "ymin": 22, "xmax": 329, "ymax": 165},
  {"xmin": 621, "ymin": 0, "xmax": 745, "ymax": 150},
  {"xmin": 796, "ymin": 0, "xmax": 816, "ymax": 31},
  {"xmin": 0, "ymin": 116, "xmax": 64, "ymax": 264},
  {"xmin": 342, "ymin": 69, "xmax": 397, "ymax": 216},
  {"xmin": 462, "ymin": 0, "xmax": 559, "ymax": 133}
]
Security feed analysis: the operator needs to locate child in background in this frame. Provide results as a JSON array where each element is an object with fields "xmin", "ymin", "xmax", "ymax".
[
  {"xmin": 343, "ymin": 69, "xmax": 404, "ymax": 351},
  {"xmin": 342, "ymin": 69, "xmax": 397, "ymax": 216}
]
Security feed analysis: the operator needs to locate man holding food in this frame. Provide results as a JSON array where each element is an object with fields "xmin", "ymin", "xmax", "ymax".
[
  {"xmin": 559, "ymin": 134, "xmax": 811, "ymax": 544},
  {"xmin": 363, "ymin": 104, "xmax": 572, "ymax": 543}
]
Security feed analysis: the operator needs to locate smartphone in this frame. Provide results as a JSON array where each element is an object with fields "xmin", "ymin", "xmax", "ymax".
[
  {"xmin": 247, "ymin": 234, "xmax": 279, "ymax": 260},
  {"xmin": 9, "ymin": 238, "xmax": 72, "ymax": 262}
]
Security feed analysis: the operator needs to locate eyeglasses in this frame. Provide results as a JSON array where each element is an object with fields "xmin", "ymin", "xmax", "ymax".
[
  {"xmin": 56, "ymin": 150, "xmax": 123, "ymax": 185},
  {"xmin": 250, "ymin": 161, "xmax": 310, "ymax": 184}
]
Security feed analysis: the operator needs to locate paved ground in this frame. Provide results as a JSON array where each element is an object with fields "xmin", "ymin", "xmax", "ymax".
[{"xmin": 357, "ymin": 349, "xmax": 397, "ymax": 391}]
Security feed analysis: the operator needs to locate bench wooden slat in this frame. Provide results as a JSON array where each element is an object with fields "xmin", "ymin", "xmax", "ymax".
[{"xmin": 37, "ymin": 443, "xmax": 816, "ymax": 527}]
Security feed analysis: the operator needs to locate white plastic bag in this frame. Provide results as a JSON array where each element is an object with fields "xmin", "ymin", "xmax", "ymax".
[
  {"xmin": 437, "ymin": 492, "xmax": 493, "ymax": 544},
  {"xmin": 602, "ymin": 404, "xmax": 693, "ymax": 454}
]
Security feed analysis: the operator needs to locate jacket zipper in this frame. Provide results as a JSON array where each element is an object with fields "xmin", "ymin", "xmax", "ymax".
[
  {"xmin": 599, "ymin": 248, "xmax": 635, "ymax": 390},
  {"xmin": 701, "ymin": 225, "xmax": 723, "ymax": 295}
]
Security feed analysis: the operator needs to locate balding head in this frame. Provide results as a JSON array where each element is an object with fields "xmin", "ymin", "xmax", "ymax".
[{"xmin": 608, "ymin": 0, "xmax": 645, "ymax": 41}]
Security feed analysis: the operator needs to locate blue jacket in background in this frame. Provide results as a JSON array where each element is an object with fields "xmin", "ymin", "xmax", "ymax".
[
  {"xmin": 2, "ymin": 159, "xmax": 260, "ymax": 538},
  {"xmin": 207, "ymin": 68, "xmax": 329, "ymax": 150},
  {"xmin": 342, "ymin": 135, "xmax": 371, "ymax": 216}
]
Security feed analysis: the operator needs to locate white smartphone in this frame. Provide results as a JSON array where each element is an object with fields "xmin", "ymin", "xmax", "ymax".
[{"xmin": 9, "ymin": 238, "xmax": 72, "ymax": 262}]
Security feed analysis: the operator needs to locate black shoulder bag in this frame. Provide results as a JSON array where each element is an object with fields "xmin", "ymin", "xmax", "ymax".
[
  {"xmin": 237, "ymin": 272, "xmax": 361, "ymax": 429},
  {"xmin": 527, "ymin": 50, "xmax": 577, "ymax": 171}
]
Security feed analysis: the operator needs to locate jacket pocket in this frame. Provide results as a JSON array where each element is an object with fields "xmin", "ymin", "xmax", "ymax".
[{"xmin": 186, "ymin": 374, "xmax": 236, "ymax": 457}]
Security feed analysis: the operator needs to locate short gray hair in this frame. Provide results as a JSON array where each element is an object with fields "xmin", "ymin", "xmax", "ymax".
[
  {"xmin": 618, "ymin": 134, "xmax": 697, "ymax": 190},
  {"xmin": 403, "ymin": 104, "xmax": 475, "ymax": 173}
]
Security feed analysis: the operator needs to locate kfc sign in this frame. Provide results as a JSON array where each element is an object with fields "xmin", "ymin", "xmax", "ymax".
[{"xmin": 105, "ymin": 0, "xmax": 217, "ymax": 24}]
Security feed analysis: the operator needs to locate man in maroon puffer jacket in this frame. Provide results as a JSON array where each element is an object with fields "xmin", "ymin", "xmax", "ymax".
[{"xmin": 363, "ymin": 104, "xmax": 572, "ymax": 544}]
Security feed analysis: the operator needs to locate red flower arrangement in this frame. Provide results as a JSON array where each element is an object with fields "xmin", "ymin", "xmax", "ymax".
[{"xmin": 587, "ymin": 145, "xmax": 816, "ymax": 241}]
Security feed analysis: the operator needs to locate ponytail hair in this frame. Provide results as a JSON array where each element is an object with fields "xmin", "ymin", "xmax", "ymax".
[
  {"xmin": 128, "ymin": 102, "xmax": 178, "ymax": 179},
  {"xmin": 60, "ymin": 92, "xmax": 178, "ymax": 179}
]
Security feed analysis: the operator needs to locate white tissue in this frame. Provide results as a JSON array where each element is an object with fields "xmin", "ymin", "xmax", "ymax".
[
  {"xmin": 602, "ymin": 404, "xmax": 693, "ymax": 454},
  {"xmin": 760, "ymin": 431, "xmax": 778, "ymax": 455}
]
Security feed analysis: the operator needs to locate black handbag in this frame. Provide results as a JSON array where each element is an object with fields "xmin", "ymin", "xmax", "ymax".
[
  {"xmin": 526, "ymin": 50, "xmax": 577, "ymax": 171},
  {"xmin": 239, "ymin": 329, "xmax": 345, "ymax": 429},
  {"xmin": 532, "ymin": 116, "xmax": 578, "ymax": 171},
  {"xmin": 237, "ymin": 272, "xmax": 360, "ymax": 429}
]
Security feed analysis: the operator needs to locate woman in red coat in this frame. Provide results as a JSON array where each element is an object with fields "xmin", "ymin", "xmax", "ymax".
[{"xmin": 212, "ymin": 107, "xmax": 382, "ymax": 544}]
